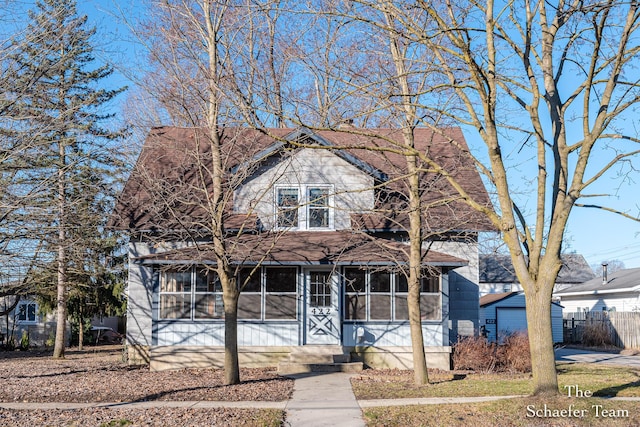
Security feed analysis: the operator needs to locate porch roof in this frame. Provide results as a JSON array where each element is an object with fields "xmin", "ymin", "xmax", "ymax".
[{"xmin": 135, "ymin": 231, "xmax": 468, "ymax": 267}]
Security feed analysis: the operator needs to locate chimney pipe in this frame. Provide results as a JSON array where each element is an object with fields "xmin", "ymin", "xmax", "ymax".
[{"xmin": 602, "ymin": 263, "xmax": 608, "ymax": 285}]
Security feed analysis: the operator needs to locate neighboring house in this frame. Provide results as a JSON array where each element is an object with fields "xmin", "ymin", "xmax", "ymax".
[
  {"xmin": 0, "ymin": 297, "xmax": 63, "ymax": 347},
  {"xmin": 1, "ymin": 296, "xmax": 119, "ymax": 348},
  {"xmin": 479, "ymin": 254, "xmax": 595, "ymax": 296},
  {"xmin": 110, "ymin": 127, "xmax": 493, "ymax": 371},
  {"xmin": 554, "ymin": 267, "xmax": 640, "ymax": 312},
  {"xmin": 479, "ymin": 292, "xmax": 564, "ymax": 343}
]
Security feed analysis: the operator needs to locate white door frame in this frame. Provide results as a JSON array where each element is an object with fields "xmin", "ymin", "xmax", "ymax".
[{"xmin": 303, "ymin": 268, "xmax": 341, "ymax": 345}]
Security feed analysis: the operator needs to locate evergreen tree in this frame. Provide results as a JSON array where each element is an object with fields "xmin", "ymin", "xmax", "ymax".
[
  {"xmin": 8, "ymin": 0, "xmax": 126, "ymax": 358},
  {"xmin": 35, "ymin": 166, "xmax": 127, "ymax": 350}
]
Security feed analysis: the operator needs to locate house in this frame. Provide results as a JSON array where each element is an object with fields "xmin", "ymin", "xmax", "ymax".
[
  {"xmin": 479, "ymin": 254, "xmax": 595, "ymax": 296},
  {"xmin": 1, "ymin": 294, "xmax": 121, "ymax": 348},
  {"xmin": 554, "ymin": 267, "xmax": 640, "ymax": 312},
  {"xmin": 109, "ymin": 126, "xmax": 494, "ymax": 371},
  {"xmin": 0, "ymin": 297, "xmax": 66, "ymax": 348},
  {"xmin": 479, "ymin": 292, "xmax": 564, "ymax": 343}
]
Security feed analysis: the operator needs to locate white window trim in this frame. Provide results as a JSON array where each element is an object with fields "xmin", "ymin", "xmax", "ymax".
[
  {"xmin": 15, "ymin": 301, "xmax": 38, "ymax": 324},
  {"xmin": 274, "ymin": 184, "xmax": 334, "ymax": 231}
]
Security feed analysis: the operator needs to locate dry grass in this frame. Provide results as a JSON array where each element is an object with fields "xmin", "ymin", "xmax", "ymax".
[
  {"xmin": 363, "ymin": 397, "xmax": 639, "ymax": 426},
  {"xmin": 0, "ymin": 346, "xmax": 293, "ymax": 403},
  {"xmin": 352, "ymin": 364, "xmax": 640, "ymax": 400}
]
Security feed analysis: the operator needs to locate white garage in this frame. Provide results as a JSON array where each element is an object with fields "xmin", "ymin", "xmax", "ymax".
[{"xmin": 480, "ymin": 292, "xmax": 563, "ymax": 343}]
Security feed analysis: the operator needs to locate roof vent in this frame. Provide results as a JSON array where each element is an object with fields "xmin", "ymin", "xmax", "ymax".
[
  {"xmin": 338, "ymin": 119, "xmax": 354, "ymax": 129},
  {"xmin": 602, "ymin": 263, "xmax": 608, "ymax": 285}
]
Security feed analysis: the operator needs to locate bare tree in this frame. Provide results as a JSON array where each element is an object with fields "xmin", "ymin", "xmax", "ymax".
[
  {"xmin": 256, "ymin": 2, "xmax": 492, "ymax": 385},
  {"xmin": 360, "ymin": 0, "xmax": 640, "ymax": 395},
  {"xmin": 122, "ymin": 0, "xmax": 298, "ymax": 385}
]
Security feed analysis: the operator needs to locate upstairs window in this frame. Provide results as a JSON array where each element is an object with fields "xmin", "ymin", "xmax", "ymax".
[
  {"xmin": 276, "ymin": 188, "xmax": 299, "ymax": 228},
  {"xmin": 275, "ymin": 185, "xmax": 333, "ymax": 230},
  {"xmin": 308, "ymin": 187, "xmax": 330, "ymax": 228}
]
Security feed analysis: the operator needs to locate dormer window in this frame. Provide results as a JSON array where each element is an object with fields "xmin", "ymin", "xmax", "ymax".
[
  {"xmin": 275, "ymin": 185, "xmax": 333, "ymax": 230},
  {"xmin": 308, "ymin": 187, "xmax": 329, "ymax": 228},
  {"xmin": 276, "ymin": 188, "xmax": 299, "ymax": 228}
]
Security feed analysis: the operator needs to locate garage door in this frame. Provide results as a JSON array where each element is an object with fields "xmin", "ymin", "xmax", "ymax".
[{"xmin": 496, "ymin": 307, "xmax": 527, "ymax": 342}]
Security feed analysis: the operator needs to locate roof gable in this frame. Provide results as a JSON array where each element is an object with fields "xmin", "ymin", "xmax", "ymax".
[
  {"xmin": 231, "ymin": 128, "xmax": 389, "ymax": 182},
  {"xmin": 480, "ymin": 291, "xmax": 563, "ymax": 308},
  {"xmin": 480, "ymin": 291, "xmax": 520, "ymax": 307}
]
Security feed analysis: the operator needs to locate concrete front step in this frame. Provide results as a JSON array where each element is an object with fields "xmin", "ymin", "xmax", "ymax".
[
  {"xmin": 286, "ymin": 345, "xmax": 351, "ymax": 364},
  {"xmin": 278, "ymin": 345, "xmax": 362, "ymax": 375},
  {"xmin": 288, "ymin": 353, "xmax": 350, "ymax": 364},
  {"xmin": 277, "ymin": 361, "xmax": 364, "ymax": 375}
]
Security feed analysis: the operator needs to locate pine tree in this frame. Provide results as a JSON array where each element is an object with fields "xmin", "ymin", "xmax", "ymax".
[{"xmin": 9, "ymin": 0, "xmax": 126, "ymax": 358}]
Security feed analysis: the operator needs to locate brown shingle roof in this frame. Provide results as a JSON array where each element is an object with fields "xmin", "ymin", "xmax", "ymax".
[
  {"xmin": 109, "ymin": 127, "xmax": 493, "ymax": 232},
  {"xmin": 479, "ymin": 291, "xmax": 520, "ymax": 307},
  {"xmin": 135, "ymin": 231, "xmax": 468, "ymax": 267}
]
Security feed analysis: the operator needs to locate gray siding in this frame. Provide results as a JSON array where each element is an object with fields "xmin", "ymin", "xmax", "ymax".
[
  {"xmin": 126, "ymin": 242, "xmax": 156, "ymax": 349},
  {"xmin": 480, "ymin": 294, "xmax": 563, "ymax": 343},
  {"xmin": 234, "ymin": 148, "xmax": 374, "ymax": 230},
  {"xmin": 429, "ymin": 241, "xmax": 480, "ymax": 343}
]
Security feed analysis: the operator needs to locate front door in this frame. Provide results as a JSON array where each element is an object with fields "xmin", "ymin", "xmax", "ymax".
[{"xmin": 304, "ymin": 269, "xmax": 340, "ymax": 345}]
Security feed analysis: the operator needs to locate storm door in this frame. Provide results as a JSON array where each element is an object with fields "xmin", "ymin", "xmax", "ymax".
[{"xmin": 304, "ymin": 269, "xmax": 340, "ymax": 345}]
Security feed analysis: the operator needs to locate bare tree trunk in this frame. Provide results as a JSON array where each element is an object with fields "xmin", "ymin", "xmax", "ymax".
[
  {"xmin": 53, "ymin": 142, "xmax": 66, "ymax": 359},
  {"xmin": 407, "ymin": 153, "xmax": 428, "ymax": 385},
  {"xmin": 78, "ymin": 320, "xmax": 84, "ymax": 351},
  {"xmin": 524, "ymin": 286, "xmax": 556, "ymax": 396},
  {"xmin": 222, "ymin": 277, "xmax": 240, "ymax": 385}
]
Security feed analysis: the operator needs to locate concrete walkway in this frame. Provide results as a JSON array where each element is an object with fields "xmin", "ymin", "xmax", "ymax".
[{"xmin": 284, "ymin": 372, "xmax": 364, "ymax": 427}]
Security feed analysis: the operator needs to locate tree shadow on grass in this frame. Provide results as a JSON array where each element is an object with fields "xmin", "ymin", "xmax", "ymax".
[
  {"xmin": 124, "ymin": 377, "xmax": 292, "ymax": 403},
  {"xmin": 593, "ymin": 377, "xmax": 640, "ymax": 397}
]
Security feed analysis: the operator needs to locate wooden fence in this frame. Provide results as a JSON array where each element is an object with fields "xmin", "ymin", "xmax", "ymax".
[{"xmin": 563, "ymin": 311, "xmax": 640, "ymax": 348}]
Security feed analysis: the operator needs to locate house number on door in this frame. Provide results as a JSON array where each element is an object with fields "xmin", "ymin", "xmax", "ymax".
[{"xmin": 311, "ymin": 308, "xmax": 331, "ymax": 315}]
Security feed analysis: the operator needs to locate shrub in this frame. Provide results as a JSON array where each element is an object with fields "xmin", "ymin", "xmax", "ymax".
[
  {"xmin": 582, "ymin": 321, "xmax": 615, "ymax": 347},
  {"xmin": 19, "ymin": 330, "xmax": 29, "ymax": 351},
  {"xmin": 452, "ymin": 335, "xmax": 499, "ymax": 373},
  {"xmin": 499, "ymin": 332, "xmax": 531, "ymax": 373},
  {"xmin": 453, "ymin": 333, "xmax": 531, "ymax": 373}
]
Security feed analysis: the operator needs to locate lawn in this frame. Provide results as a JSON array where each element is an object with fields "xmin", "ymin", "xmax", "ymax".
[
  {"xmin": 356, "ymin": 363, "xmax": 640, "ymax": 426},
  {"xmin": 363, "ymin": 397, "xmax": 639, "ymax": 426},
  {"xmin": 352, "ymin": 363, "xmax": 640, "ymax": 399}
]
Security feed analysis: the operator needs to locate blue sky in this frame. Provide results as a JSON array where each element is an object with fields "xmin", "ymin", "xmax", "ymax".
[{"xmin": 75, "ymin": 1, "xmax": 640, "ymax": 271}]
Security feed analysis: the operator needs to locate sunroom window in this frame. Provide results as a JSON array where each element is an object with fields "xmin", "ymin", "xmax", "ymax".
[
  {"xmin": 238, "ymin": 266, "xmax": 298, "ymax": 320},
  {"xmin": 344, "ymin": 268, "xmax": 440, "ymax": 321},
  {"xmin": 395, "ymin": 271, "xmax": 441, "ymax": 321},
  {"xmin": 160, "ymin": 270, "xmax": 192, "ymax": 319},
  {"xmin": 159, "ymin": 268, "xmax": 223, "ymax": 319},
  {"xmin": 265, "ymin": 267, "xmax": 297, "ymax": 319}
]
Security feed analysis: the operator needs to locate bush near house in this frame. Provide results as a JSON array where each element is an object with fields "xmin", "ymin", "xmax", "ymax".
[
  {"xmin": 582, "ymin": 322, "xmax": 616, "ymax": 347},
  {"xmin": 452, "ymin": 333, "xmax": 531, "ymax": 373}
]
